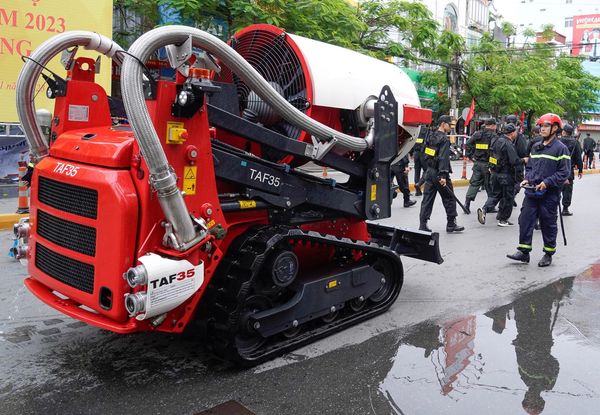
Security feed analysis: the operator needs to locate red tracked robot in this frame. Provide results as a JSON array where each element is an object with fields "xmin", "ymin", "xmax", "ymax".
[{"xmin": 15, "ymin": 25, "xmax": 441, "ymax": 364}]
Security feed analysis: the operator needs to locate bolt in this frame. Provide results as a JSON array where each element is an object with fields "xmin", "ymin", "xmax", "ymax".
[
  {"xmin": 253, "ymin": 322, "xmax": 261, "ymax": 330},
  {"xmin": 206, "ymin": 208, "xmax": 213, "ymax": 216},
  {"xmin": 286, "ymin": 201, "xmax": 291, "ymax": 207},
  {"xmin": 91, "ymin": 94, "xmax": 98, "ymax": 102},
  {"xmin": 381, "ymin": 277, "xmax": 386, "ymax": 285},
  {"xmin": 330, "ymin": 306, "xmax": 336, "ymax": 313},
  {"xmin": 390, "ymin": 112, "xmax": 395, "ymax": 117},
  {"xmin": 292, "ymin": 320, "xmax": 299, "ymax": 328},
  {"xmin": 385, "ymin": 117, "xmax": 391, "ymax": 122},
  {"xmin": 359, "ymin": 296, "xmax": 365, "ymax": 302},
  {"xmin": 371, "ymin": 204, "xmax": 381, "ymax": 215}
]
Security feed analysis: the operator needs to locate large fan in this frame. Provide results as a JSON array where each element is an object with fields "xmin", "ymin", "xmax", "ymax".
[{"xmin": 215, "ymin": 24, "xmax": 312, "ymax": 145}]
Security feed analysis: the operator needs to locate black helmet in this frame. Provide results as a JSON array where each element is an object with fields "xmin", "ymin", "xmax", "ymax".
[
  {"xmin": 563, "ymin": 123, "xmax": 574, "ymax": 134},
  {"xmin": 503, "ymin": 123, "xmax": 517, "ymax": 134},
  {"xmin": 484, "ymin": 118, "xmax": 497, "ymax": 126},
  {"xmin": 437, "ymin": 115, "xmax": 451, "ymax": 125},
  {"xmin": 505, "ymin": 114, "xmax": 518, "ymax": 124}
]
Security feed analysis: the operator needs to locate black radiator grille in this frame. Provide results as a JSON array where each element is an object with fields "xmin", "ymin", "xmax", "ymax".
[
  {"xmin": 38, "ymin": 176, "xmax": 98, "ymax": 219},
  {"xmin": 35, "ymin": 243, "xmax": 95, "ymax": 294},
  {"xmin": 37, "ymin": 210, "xmax": 96, "ymax": 256}
]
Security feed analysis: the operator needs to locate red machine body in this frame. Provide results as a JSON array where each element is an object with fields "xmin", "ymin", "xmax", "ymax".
[{"xmin": 21, "ymin": 26, "xmax": 439, "ymax": 364}]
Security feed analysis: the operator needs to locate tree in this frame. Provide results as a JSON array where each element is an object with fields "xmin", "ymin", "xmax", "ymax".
[
  {"xmin": 452, "ymin": 32, "xmax": 599, "ymax": 128},
  {"xmin": 113, "ymin": 0, "xmax": 464, "ymax": 63}
]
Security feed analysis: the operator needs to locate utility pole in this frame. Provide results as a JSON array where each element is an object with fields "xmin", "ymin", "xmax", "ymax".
[{"xmin": 449, "ymin": 52, "xmax": 461, "ymax": 133}]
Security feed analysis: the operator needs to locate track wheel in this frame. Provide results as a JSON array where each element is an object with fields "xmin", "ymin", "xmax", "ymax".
[
  {"xmin": 349, "ymin": 296, "xmax": 366, "ymax": 312},
  {"xmin": 369, "ymin": 258, "xmax": 396, "ymax": 304},
  {"xmin": 235, "ymin": 295, "xmax": 271, "ymax": 355},
  {"xmin": 321, "ymin": 307, "xmax": 340, "ymax": 323}
]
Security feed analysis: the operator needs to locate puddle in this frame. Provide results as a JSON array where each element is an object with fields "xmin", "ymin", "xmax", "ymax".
[{"xmin": 380, "ymin": 266, "xmax": 600, "ymax": 414}]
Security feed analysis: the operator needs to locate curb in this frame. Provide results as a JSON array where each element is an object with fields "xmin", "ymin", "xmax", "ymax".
[
  {"xmin": 0, "ymin": 213, "xmax": 28, "ymax": 230},
  {"xmin": 410, "ymin": 168, "xmax": 600, "ymax": 190}
]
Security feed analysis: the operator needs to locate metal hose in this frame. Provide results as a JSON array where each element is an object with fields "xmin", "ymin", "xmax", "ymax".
[
  {"xmin": 121, "ymin": 25, "xmax": 376, "ymax": 247},
  {"xmin": 16, "ymin": 31, "xmax": 123, "ymax": 161}
]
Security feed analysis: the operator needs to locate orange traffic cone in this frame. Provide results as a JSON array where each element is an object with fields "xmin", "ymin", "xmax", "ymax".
[
  {"xmin": 461, "ymin": 156, "xmax": 468, "ymax": 179},
  {"xmin": 583, "ymin": 154, "xmax": 587, "ymax": 170},
  {"xmin": 16, "ymin": 163, "xmax": 29, "ymax": 214}
]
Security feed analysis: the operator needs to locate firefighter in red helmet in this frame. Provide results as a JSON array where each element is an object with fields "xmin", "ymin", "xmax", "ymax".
[{"xmin": 507, "ymin": 113, "xmax": 571, "ymax": 267}]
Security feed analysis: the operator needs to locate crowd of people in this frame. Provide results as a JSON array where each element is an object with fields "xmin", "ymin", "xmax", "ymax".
[{"xmin": 391, "ymin": 113, "xmax": 594, "ymax": 267}]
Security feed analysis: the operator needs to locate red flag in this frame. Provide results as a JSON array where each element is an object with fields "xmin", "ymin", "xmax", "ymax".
[{"xmin": 465, "ymin": 98, "xmax": 475, "ymax": 126}]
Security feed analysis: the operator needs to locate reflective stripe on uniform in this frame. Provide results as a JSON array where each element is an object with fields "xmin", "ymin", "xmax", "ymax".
[
  {"xmin": 489, "ymin": 157, "xmax": 497, "ymax": 165},
  {"xmin": 543, "ymin": 246, "xmax": 556, "ymax": 252},
  {"xmin": 518, "ymin": 244, "xmax": 532, "ymax": 250},
  {"xmin": 530, "ymin": 154, "xmax": 571, "ymax": 161},
  {"xmin": 416, "ymin": 138, "xmax": 424, "ymax": 144},
  {"xmin": 475, "ymin": 143, "xmax": 489, "ymax": 150},
  {"xmin": 424, "ymin": 147, "xmax": 436, "ymax": 156}
]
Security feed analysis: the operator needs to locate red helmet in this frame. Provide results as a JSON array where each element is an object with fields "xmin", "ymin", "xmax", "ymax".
[{"xmin": 536, "ymin": 113, "xmax": 562, "ymax": 128}]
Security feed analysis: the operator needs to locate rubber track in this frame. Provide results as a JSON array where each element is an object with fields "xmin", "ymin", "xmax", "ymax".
[{"xmin": 200, "ymin": 225, "xmax": 403, "ymax": 365}]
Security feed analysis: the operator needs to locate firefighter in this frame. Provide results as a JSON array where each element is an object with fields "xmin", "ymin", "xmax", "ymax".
[
  {"xmin": 391, "ymin": 155, "xmax": 417, "ymax": 207},
  {"xmin": 582, "ymin": 133, "xmax": 596, "ymax": 169},
  {"xmin": 413, "ymin": 126, "xmax": 428, "ymax": 196},
  {"xmin": 464, "ymin": 118, "xmax": 497, "ymax": 213},
  {"xmin": 507, "ymin": 113, "xmax": 571, "ymax": 267},
  {"xmin": 418, "ymin": 115, "xmax": 465, "ymax": 233},
  {"xmin": 477, "ymin": 123, "xmax": 521, "ymax": 226},
  {"xmin": 559, "ymin": 123, "xmax": 583, "ymax": 216}
]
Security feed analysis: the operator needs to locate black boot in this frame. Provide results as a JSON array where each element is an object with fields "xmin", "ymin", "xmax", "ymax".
[
  {"xmin": 507, "ymin": 251, "xmax": 530, "ymax": 263},
  {"xmin": 415, "ymin": 186, "xmax": 423, "ymax": 196},
  {"xmin": 562, "ymin": 207, "xmax": 572, "ymax": 216},
  {"xmin": 464, "ymin": 199, "xmax": 471, "ymax": 214},
  {"xmin": 404, "ymin": 199, "xmax": 417, "ymax": 207},
  {"xmin": 446, "ymin": 218, "xmax": 465, "ymax": 233},
  {"xmin": 419, "ymin": 222, "xmax": 432, "ymax": 232},
  {"xmin": 538, "ymin": 253, "xmax": 553, "ymax": 267}
]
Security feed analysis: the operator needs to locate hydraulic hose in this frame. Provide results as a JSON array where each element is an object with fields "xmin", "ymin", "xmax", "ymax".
[
  {"xmin": 122, "ymin": 25, "xmax": 370, "ymax": 153},
  {"xmin": 121, "ymin": 26, "xmax": 374, "ymax": 248},
  {"xmin": 16, "ymin": 31, "xmax": 123, "ymax": 161}
]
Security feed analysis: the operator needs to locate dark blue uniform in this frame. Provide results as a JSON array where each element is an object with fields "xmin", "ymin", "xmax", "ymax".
[
  {"xmin": 517, "ymin": 137, "xmax": 571, "ymax": 255},
  {"xmin": 559, "ymin": 135, "xmax": 583, "ymax": 210},
  {"xmin": 419, "ymin": 130, "xmax": 457, "ymax": 224},
  {"xmin": 482, "ymin": 135, "xmax": 520, "ymax": 221}
]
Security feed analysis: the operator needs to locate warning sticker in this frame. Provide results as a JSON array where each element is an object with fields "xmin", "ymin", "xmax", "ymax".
[
  {"xmin": 68, "ymin": 105, "xmax": 89, "ymax": 122},
  {"xmin": 239, "ymin": 200, "xmax": 257, "ymax": 209},
  {"xmin": 370, "ymin": 184, "xmax": 377, "ymax": 201},
  {"xmin": 183, "ymin": 166, "xmax": 197, "ymax": 195}
]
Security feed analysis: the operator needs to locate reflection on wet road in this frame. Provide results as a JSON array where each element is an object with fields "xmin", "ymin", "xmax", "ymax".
[{"xmin": 381, "ymin": 265, "xmax": 600, "ymax": 414}]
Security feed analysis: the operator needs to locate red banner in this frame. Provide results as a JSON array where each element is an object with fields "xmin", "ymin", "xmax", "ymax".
[{"xmin": 465, "ymin": 98, "xmax": 475, "ymax": 126}]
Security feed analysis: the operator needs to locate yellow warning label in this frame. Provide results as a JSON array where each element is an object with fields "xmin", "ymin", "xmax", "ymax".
[
  {"xmin": 489, "ymin": 157, "xmax": 497, "ymax": 165},
  {"xmin": 370, "ymin": 184, "xmax": 377, "ymax": 201},
  {"xmin": 327, "ymin": 280, "xmax": 338, "ymax": 289},
  {"xmin": 183, "ymin": 166, "xmax": 197, "ymax": 195},
  {"xmin": 415, "ymin": 138, "xmax": 424, "ymax": 144},
  {"xmin": 475, "ymin": 143, "xmax": 489, "ymax": 150},
  {"xmin": 424, "ymin": 147, "xmax": 436, "ymax": 156},
  {"xmin": 206, "ymin": 219, "xmax": 215, "ymax": 229},
  {"xmin": 239, "ymin": 200, "xmax": 257, "ymax": 209}
]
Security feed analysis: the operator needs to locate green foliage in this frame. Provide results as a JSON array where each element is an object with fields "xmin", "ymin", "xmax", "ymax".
[
  {"xmin": 460, "ymin": 34, "xmax": 600, "ymax": 124},
  {"xmin": 113, "ymin": 0, "xmax": 464, "ymax": 63}
]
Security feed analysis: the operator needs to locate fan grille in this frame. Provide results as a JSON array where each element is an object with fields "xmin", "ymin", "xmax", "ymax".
[{"xmin": 216, "ymin": 27, "xmax": 310, "ymax": 141}]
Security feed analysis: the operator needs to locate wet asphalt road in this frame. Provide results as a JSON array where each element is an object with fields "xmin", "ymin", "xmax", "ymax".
[{"xmin": 2, "ymin": 174, "xmax": 600, "ymax": 415}]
